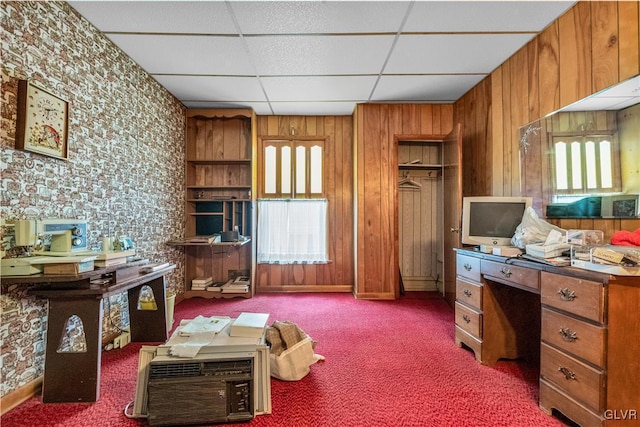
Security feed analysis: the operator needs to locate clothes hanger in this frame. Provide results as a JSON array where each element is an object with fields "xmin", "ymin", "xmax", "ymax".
[{"xmin": 399, "ymin": 171, "xmax": 422, "ymax": 189}]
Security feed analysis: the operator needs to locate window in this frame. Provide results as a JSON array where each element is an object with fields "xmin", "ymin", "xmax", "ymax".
[
  {"xmin": 257, "ymin": 199, "xmax": 328, "ymax": 264},
  {"xmin": 260, "ymin": 138, "xmax": 324, "ymax": 199},
  {"xmin": 258, "ymin": 137, "xmax": 328, "ymax": 264},
  {"xmin": 551, "ymin": 133, "xmax": 621, "ymax": 195}
]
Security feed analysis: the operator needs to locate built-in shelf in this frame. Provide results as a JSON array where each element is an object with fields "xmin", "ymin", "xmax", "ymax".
[
  {"xmin": 187, "ymin": 186, "xmax": 252, "ymax": 190},
  {"xmin": 399, "ymin": 163, "xmax": 442, "ymax": 169},
  {"xmin": 177, "ymin": 109, "xmax": 256, "ymax": 300}
]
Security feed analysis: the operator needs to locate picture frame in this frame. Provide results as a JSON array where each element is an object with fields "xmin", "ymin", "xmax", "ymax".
[
  {"xmin": 601, "ymin": 194, "xmax": 640, "ymax": 218},
  {"xmin": 16, "ymin": 80, "xmax": 69, "ymax": 160}
]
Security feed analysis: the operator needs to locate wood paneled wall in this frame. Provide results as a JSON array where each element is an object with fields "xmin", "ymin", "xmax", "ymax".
[
  {"xmin": 354, "ymin": 104, "xmax": 453, "ymax": 299},
  {"xmin": 453, "ymin": 0, "xmax": 640, "ymax": 234},
  {"xmin": 254, "ymin": 115, "xmax": 353, "ymax": 292}
]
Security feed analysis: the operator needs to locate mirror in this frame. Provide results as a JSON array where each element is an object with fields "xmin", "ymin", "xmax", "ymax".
[{"xmin": 520, "ymin": 75, "xmax": 640, "ymax": 219}]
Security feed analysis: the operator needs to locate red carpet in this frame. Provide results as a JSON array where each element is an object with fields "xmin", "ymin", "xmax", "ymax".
[{"xmin": 2, "ymin": 292, "xmax": 571, "ymax": 426}]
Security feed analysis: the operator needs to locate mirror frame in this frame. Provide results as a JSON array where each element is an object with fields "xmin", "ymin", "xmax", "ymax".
[{"xmin": 519, "ymin": 75, "xmax": 640, "ymax": 219}]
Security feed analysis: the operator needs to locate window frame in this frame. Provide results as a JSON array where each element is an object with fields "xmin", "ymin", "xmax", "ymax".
[
  {"xmin": 549, "ymin": 131, "xmax": 622, "ymax": 195},
  {"xmin": 258, "ymin": 136, "xmax": 326, "ymax": 199}
]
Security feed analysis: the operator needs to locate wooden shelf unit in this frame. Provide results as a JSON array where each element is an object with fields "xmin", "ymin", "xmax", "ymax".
[
  {"xmin": 398, "ymin": 137, "xmax": 443, "ymax": 172},
  {"xmin": 180, "ymin": 108, "xmax": 257, "ymax": 299}
]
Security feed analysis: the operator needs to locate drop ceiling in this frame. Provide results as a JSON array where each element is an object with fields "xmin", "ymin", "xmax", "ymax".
[{"xmin": 68, "ymin": 1, "xmax": 577, "ymax": 116}]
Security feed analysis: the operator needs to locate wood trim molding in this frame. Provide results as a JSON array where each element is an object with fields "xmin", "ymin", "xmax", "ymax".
[
  {"xmin": 257, "ymin": 285, "xmax": 352, "ymax": 293},
  {"xmin": 0, "ymin": 376, "xmax": 42, "ymax": 415}
]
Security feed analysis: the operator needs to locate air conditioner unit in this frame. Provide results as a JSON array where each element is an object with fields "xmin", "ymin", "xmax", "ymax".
[{"xmin": 146, "ymin": 353, "xmax": 256, "ymax": 426}]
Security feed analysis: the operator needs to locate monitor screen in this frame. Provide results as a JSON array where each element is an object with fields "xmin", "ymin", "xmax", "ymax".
[{"xmin": 462, "ymin": 196, "xmax": 532, "ymax": 247}]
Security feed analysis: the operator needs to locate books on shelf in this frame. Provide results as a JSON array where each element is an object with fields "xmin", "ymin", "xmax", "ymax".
[
  {"xmin": 206, "ymin": 282, "xmax": 225, "ymax": 292},
  {"xmin": 220, "ymin": 277, "xmax": 250, "ymax": 293},
  {"xmin": 221, "ymin": 285, "xmax": 249, "ymax": 293},
  {"xmin": 191, "ymin": 276, "xmax": 213, "ymax": 290}
]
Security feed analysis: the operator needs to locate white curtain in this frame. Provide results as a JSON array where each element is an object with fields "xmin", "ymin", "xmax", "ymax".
[{"xmin": 257, "ymin": 199, "xmax": 328, "ymax": 264}]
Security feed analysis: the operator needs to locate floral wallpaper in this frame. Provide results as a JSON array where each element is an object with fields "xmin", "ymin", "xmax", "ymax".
[{"xmin": 0, "ymin": 1, "xmax": 186, "ymax": 398}]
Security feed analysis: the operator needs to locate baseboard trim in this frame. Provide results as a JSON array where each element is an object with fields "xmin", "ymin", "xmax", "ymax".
[
  {"xmin": 257, "ymin": 285, "xmax": 352, "ymax": 293},
  {"xmin": 1, "ymin": 376, "xmax": 42, "ymax": 415},
  {"xmin": 402, "ymin": 277, "xmax": 439, "ymax": 291}
]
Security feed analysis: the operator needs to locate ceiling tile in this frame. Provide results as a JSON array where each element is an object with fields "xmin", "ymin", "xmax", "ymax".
[
  {"xmin": 183, "ymin": 101, "xmax": 273, "ymax": 115},
  {"xmin": 405, "ymin": 1, "xmax": 575, "ymax": 32},
  {"xmin": 106, "ymin": 34, "xmax": 255, "ymax": 75},
  {"xmin": 260, "ymin": 76, "xmax": 378, "ymax": 102},
  {"xmin": 270, "ymin": 101, "xmax": 357, "ymax": 116},
  {"xmin": 153, "ymin": 75, "xmax": 267, "ymax": 102},
  {"xmin": 229, "ymin": 1, "xmax": 411, "ymax": 34},
  {"xmin": 245, "ymin": 35, "xmax": 395, "ymax": 75},
  {"xmin": 372, "ymin": 75, "xmax": 485, "ymax": 102},
  {"xmin": 557, "ymin": 76, "xmax": 640, "ymax": 111},
  {"xmin": 69, "ymin": 1, "xmax": 238, "ymax": 34},
  {"xmin": 67, "ymin": 1, "xmax": 580, "ymax": 116},
  {"xmin": 386, "ymin": 33, "xmax": 535, "ymax": 74}
]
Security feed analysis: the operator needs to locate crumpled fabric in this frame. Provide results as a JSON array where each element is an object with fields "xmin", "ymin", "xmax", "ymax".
[
  {"xmin": 265, "ymin": 320, "xmax": 324, "ymax": 381},
  {"xmin": 611, "ymin": 228, "xmax": 640, "ymax": 247}
]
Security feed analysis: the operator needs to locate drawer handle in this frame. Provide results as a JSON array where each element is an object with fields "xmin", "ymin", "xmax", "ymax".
[
  {"xmin": 462, "ymin": 314, "xmax": 471, "ymax": 324},
  {"xmin": 558, "ymin": 366, "xmax": 576, "ymax": 381},
  {"xmin": 559, "ymin": 327, "xmax": 578, "ymax": 342},
  {"xmin": 558, "ymin": 288, "xmax": 576, "ymax": 301},
  {"xmin": 500, "ymin": 267, "xmax": 512, "ymax": 278},
  {"xmin": 463, "ymin": 289, "xmax": 472, "ymax": 297},
  {"xmin": 464, "ymin": 263, "xmax": 472, "ymax": 271}
]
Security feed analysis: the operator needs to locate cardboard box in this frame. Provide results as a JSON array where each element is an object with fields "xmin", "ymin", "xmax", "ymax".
[{"xmin": 230, "ymin": 312, "xmax": 269, "ymax": 338}]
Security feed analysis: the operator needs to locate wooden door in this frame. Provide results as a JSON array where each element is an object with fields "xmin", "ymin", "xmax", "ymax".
[{"xmin": 442, "ymin": 123, "xmax": 462, "ymax": 306}]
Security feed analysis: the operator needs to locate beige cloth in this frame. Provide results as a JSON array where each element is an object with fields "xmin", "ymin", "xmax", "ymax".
[{"xmin": 265, "ymin": 321, "xmax": 324, "ymax": 381}]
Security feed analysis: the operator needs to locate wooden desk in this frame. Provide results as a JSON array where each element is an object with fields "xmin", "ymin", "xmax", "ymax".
[
  {"xmin": 1, "ymin": 261, "xmax": 175, "ymax": 403},
  {"xmin": 454, "ymin": 249, "xmax": 639, "ymax": 427}
]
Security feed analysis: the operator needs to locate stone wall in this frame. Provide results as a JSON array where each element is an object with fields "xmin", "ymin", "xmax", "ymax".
[{"xmin": 0, "ymin": 1, "xmax": 186, "ymax": 397}]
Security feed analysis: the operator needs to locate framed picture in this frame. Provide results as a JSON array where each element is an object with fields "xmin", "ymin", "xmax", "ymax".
[
  {"xmin": 601, "ymin": 194, "xmax": 640, "ymax": 218},
  {"xmin": 16, "ymin": 80, "xmax": 69, "ymax": 160}
]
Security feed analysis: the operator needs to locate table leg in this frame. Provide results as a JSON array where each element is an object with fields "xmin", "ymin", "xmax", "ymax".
[
  {"xmin": 42, "ymin": 298, "xmax": 103, "ymax": 403},
  {"xmin": 128, "ymin": 276, "xmax": 168, "ymax": 343}
]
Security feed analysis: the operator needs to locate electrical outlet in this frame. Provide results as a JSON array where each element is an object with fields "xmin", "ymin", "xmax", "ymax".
[
  {"xmin": 113, "ymin": 335, "xmax": 121, "ymax": 349},
  {"xmin": 120, "ymin": 332, "xmax": 130, "ymax": 348}
]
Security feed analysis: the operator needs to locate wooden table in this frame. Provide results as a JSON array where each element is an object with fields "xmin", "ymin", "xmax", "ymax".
[{"xmin": 1, "ymin": 260, "xmax": 175, "ymax": 403}]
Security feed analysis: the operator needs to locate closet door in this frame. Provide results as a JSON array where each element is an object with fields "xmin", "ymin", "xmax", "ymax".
[{"xmin": 443, "ymin": 123, "xmax": 462, "ymax": 306}]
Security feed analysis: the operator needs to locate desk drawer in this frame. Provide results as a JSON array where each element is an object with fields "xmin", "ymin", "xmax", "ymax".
[
  {"xmin": 541, "ymin": 343, "xmax": 605, "ymax": 412},
  {"xmin": 541, "ymin": 272, "xmax": 604, "ymax": 323},
  {"xmin": 456, "ymin": 278, "xmax": 482, "ymax": 310},
  {"xmin": 539, "ymin": 379, "xmax": 604, "ymax": 427},
  {"xmin": 481, "ymin": 260, "xmax": 539, "ymax": 291},
  {"xmin": 541, "ymin": 308, "xmax": 605, "ymax": 368},
  {"xmin": 457, "ymin": 254, "xmax": 481, "ymax": 283},
  {"xmin": 455, "ymin": 302, "xmax": 482, "ymax": 338}
]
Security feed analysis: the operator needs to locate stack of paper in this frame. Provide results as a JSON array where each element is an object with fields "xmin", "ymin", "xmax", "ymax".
[
  {"xmin": 230, "ymin": 312, "xmax": 269, "ymax": 338},
  {"xmin": 526, "ymin": 242, "xmax": 570, "ymax": 258},
  {"xmin": 191, "ymin": 276, "xmax": 213, "ymax": 290}
]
